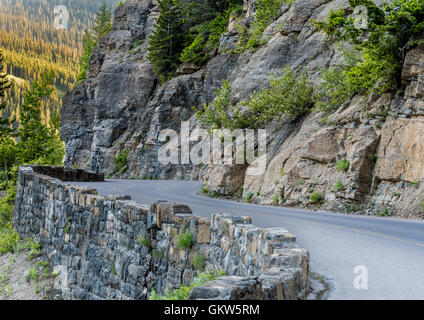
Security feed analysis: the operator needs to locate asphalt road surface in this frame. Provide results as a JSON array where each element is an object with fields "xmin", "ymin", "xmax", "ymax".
[{"xmin": 70, "ymin": 179, "xmax": 424, "ymax": 300}]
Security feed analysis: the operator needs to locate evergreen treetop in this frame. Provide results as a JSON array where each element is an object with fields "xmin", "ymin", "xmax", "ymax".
[
  {"xmin": 77, "ymin": 2, "xmax": 113, "ymax": 83},
  {"xmin": 147, "ymin": 0, "xmax": 185, "ymax": 80},
  {"xmin": 93, "ymin": 1, "xmax": 113, "ymax": 40},
  {"xmin": 0, "ymin": 50, "xmax": 12, "ymax": 138}
]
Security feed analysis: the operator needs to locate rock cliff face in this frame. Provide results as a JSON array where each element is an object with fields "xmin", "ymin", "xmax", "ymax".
[{"xmin": 61, "ymin": 0, "xmax": 424, "ymax": 218}]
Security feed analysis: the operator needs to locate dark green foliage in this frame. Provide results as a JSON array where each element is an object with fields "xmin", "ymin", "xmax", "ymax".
[
  {"xmin": 147, "ymin": 0, "xmax": 185, "ymax": 80},
  {"xmin": 93, "ymin": 1, "xmax": 113, "ymax": 40},
  {"xmin": 77, "ymin": 2, "xmax": 113, "ymax": 83},
  {"xmin": 16, "ymin": 73, "xmax": 64, "ymax": 166},
  {"xmin": 0, "ymin": 70, "xmax": 64, "ymax": 253},
  {"xmin": 180, "ymin": 5, "xmax": 240, "ymax": 65},
  {"xmin": 0, "ymin": 50, "xmax": 12, "ymax": 139},
  {"xmin": 76, "ymin": 31, "xmax": 97, "ymax": 83},
  {"xmin": 147, "ymin": 0, "xmax": 243, "ymax": 80}
]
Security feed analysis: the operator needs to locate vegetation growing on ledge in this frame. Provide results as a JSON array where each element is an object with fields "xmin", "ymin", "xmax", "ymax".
[
  {"xmin": 309, "ymin": 191, "xmax": 324, "ymax": 204},
  {"xmin": 233, "ymin": 0, "xmax": 295, "ymax": 52},
  {"xmin": 336, "ymin": 159, "xmax": 350, "ymax": 172},
  {"xmin": 176, "ymin": 231, "xmax": 195, "ymax": 249},
  {"xmin": 312, "ymin": 0, "xmax": 424, "ymax": 113},
  {"xmin": 147, "ymin": 0, "xmax": 243, "ymax": 82},
  {"xmin": 111, "ymin": 149, "xmax": 129, "ymax": 175},
  {"xmin": 149, "ymin": 269, "xmax": 225, "ymax": 300},
  {"xmin": 192, "ymin": 254, "xmax": 206, "ymax": 271},
  {"xmin": 196, "ymin": 66, "xmax": 313, "ymax": 130},
  {"xmin": 76, "ymin": 2, "xmax": 113, "ymax": 84}
]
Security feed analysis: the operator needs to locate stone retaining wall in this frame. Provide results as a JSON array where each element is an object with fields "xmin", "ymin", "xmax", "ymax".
[{"xmin": 13, "ymin": 166, "xmax": 309, "ymax": 300}]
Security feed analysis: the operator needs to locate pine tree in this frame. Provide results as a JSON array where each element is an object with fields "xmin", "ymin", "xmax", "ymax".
[
  {"xmin": 76, "ymin": 2, "xmax": 112, "ymax": 83},
  {"xmin": 17, "ymin": 71, "xmax": 64, "ymax": 165},
  {"xmin": 76, "ymin": 30, "xmax": 97, "ymax": 82},
  {"xmin": 147, "ymin": 0, "xmax": 184, "ymax": 79},
  {"xmin": 93, "ymin": 2, "xmax": 113, "ymax": 41},
  {"xmin": 0, "ymin": 50, "xmax": 12, "ymax": 138}
]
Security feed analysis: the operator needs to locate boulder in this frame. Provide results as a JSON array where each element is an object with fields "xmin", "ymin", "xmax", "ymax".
[{"xmin": 375, "ymin": 118, "xmax": 424, "ymax": 183}]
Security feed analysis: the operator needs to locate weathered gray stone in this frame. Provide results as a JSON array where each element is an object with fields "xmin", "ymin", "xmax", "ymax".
[{"xmin": 13, "ymin": 166, "xmax": 310, "ymax": 300}]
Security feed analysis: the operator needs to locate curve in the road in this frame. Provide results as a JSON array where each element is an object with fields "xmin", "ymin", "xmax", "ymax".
[{"xmin": 69, "ymin": 179, "xmax": 424, "ymax": 300}]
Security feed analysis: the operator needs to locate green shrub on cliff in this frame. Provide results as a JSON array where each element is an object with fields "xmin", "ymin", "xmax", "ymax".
[
  {"xmin": 314, "ymin": 66, "xmax": 357, "ymax": 115},
  {"xmin": 196, "ymin": 66, "xmax": 313, "ymax": 129},
  {"xmin": 77, "ymin": 2, "xmax": 113, "ymax": 83},
  {"xmin": 112, "ymin": 149, "xmax": 129, "ymax": 175},
  {"xmin": 246, "ymin": 0, "xmax": 286, "ymax": 48},
  {"xmin": 336, "ymin": 159, "xmax": 350, "ymax": 172},
  {"xmin": 312, "ymin": 0, "xmax": 424, "ymax": 109},
  {"xmin": 180, "ymin": 5, "xmax": 240, "ymax": 65},
  {"xmin": 245, "ymin": 191, "xmax": 254, "ymax": 203},
  {"xmin": 233, "ymin": 0, "xmax": 295, "ymax": 52},
  {"xmin": 309, "ymin": 192, "xmax": 324, "ymax": 204}
]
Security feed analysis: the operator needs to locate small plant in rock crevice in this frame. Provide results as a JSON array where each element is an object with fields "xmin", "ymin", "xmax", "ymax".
[
  {"xmin": 273, "ymin": 193, "xmax": 280, "ymax": 206},
  {"xmin": 332, "ymin": 180, "xmax": 345, "ymax": 192},
  {"xmin": 192, "ymin": 254, "xmax": 206, "ymax": 271},
  {"xmin": 201, "ymin": 185, "xmax": 208, "ymax": 194},
  {"xmin": 138, "ymin": 236, "xmax": 151, "ymax": 249},
  {"xmin": 176, "ymin": 231, "xmax": 195, "ymax": 250},
  {"xmin": 336, "ymin": 159, "xmax": 350, "ymax": 172},
  {"xmin": 149, "ymin": 269, "xmax": 225, "ymax": 300},
  {"xmin": 310, "ymin": 192, "xmax": 324, "ymax": 204},
  {"xmin": 245, "ymin": 191, "xmax": 254, "ymax": 203},
  {"xmin": 111, "ymin": 149, "xmax": 129, "ymax": 175}
]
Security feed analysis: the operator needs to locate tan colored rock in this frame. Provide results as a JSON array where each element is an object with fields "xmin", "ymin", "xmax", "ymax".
[
  {"xmin": 197, "ymin": 221, "xmax": 211, "ymax": 244},
  {"xmin": 301, "ymin": 128, "xmax": 339, "ymax": 163},
  {"xmin": 154, "ymin": 202, "xmax": 192, "ymax": 226},
  {"xmin": 402, "ymin": 46, "xmax": 424, "ymax": 85},
  {"xmin": 375, "ymin": 118, "xmax": 424, "ymax": 183},
  {"xmin": 204, "ymin": 163, "xmax": 248, "ymax": 195},
  {"xmin": 175, "ymin": 62, "xmax": 201, "ymax": 75},
  {"xmin": 244, "ymin": 109, "xmax": 379, "ymax": 202}
]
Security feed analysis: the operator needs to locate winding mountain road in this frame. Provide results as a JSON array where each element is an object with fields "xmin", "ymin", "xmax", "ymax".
[{"xmin": 70, "ymin": 179, "xmax": 424, "ymax": 300}]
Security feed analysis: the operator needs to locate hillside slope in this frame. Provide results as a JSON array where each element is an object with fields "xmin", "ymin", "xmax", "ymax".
[
  {"xmin": 61, "ymin": 0, "xmax": 424, "ymax": 218},
  {"xmin": 0, "ymin": 0, "xmax": 120, "ymax": 122}
]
